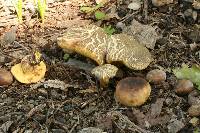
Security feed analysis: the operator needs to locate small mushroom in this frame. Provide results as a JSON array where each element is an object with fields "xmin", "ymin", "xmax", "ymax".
[
  {"xmin": 146, "ymin": 69, "xmax": 166, "ymax": 83},
  {"xmin": 11, "ymin": 55, "xmax": 46, "ymax": 84},
  {"xmin": 188, "ymin": 105, "xmax": 200, "ymax": 117},
  {"xmin": 115, "ymin": 77, "xmax": 151, "ymax": 106},
  {"xmin": 0, "ymin": 68, "xmax": 13, "ymax": 85},
  {"xmin": 175, "ymin": 79, "xmax": 194, "ymax": 95},
  {"xmin": 91, "ymin": 64, "xmax": 118, "ymax": 87}
]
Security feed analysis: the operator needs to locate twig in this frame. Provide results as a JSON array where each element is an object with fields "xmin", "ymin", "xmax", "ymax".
[
  {"xmin": 54, "ymin": 120, "xmax": 70, "ymax": 132},
  {"xmin": 120, "ymin": 11, "xmax": 139, "ymax": 23},
  {"xmin": 109, "ymin": 111, "xmax": 152, "ymax": 133},
  {"xmin": 69, "ymin": 116, "xmax": 79, "ymax": 133},
  {"xmin": 143, "ymin": 0, "xmax": 148, "ymax": 23}
]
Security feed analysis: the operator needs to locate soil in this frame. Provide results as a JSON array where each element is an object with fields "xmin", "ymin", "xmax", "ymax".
[{"xmin": 0, "ymin": 0, "xmax": 200, "ymax": 132}]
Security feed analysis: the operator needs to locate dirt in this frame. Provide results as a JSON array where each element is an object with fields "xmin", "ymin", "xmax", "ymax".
[{"xmin": 0, "ymin": 0, "xmax": 200, "ymax": 132}]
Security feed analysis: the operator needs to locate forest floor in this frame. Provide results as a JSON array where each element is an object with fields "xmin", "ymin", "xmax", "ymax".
[{"xmin": 0, "ymin": 0, "xmax": 200, "ymax": 132}]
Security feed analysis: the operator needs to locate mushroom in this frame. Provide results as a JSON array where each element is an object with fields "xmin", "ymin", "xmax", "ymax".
[
  {"xmin": 57, "ymin": 25, "xmax": 107, "ymax": 65},
  {"xmin": 0, "ymin": 68, "xmax": 13, "ymax": 85},
  {"xmin": 11, "ymin": 54, "xmax": 46, "ymax": 84},
  {"xmin": 57, "ymin": 24, "xmax": 152, "ymax": 70},
  {"xmin": 146, "ymin": 69, "xmax": 166, "ymax": 83},
  {"xmin": 91, "ymin": 64, "xmax": 118, "ymax": 87},
  {"xmin": 115, "ymin": 77, "xmax": 151, "ymax": 106},
  {"xmin": 175, "ymin": 79, "xmax": 194, "ymax": 95}
]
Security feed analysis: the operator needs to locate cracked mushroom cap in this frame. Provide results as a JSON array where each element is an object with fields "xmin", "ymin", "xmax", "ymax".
[
  {"xmin": 57, "ymin": 25, "xmax": 107, "ymax": 65},
  {"xmin": 115, "ymin": 77, "xmax": 151, "ymax": 106},
  {"xmin": 91, "ymin": 64, "xmax": 118, "ymax": 87},
  {"xmin": 57, "ymin": 24, "xmax": 152, "ymax": 70},
  {"xmin": 11, "ymin": 55, "xmax": 46, "ymax": 84}
]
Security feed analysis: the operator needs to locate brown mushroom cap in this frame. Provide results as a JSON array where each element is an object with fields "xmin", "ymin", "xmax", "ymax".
[
  {"xmin": 115, "ymin": 77, "xmax": 151, "ymax": 106},
  {"xmin": 11, "ymin": 61, "xmax": 46, "ymax": 84},
  {"xmin": 0, "ymin": 68, "xmax": 13, "ymax": 86},
  {"xmin": 146, "ymin": 69, "xmax": 166, "ymax": 83},
  {"xmin": 175, "ymin": 79, "xmax": 194, "ymax": 95}
]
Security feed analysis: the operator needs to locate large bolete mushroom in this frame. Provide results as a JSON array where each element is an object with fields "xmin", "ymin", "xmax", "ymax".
[
  {"xmin": 11, "ymin": 54, "xmax": 46, "ymax": 84},
  {"xmin": 115, "ymin": 77, "xmax": 151, "ymax": 106},
  {"xmin": 57, "ymin": 24, "xmax": 152, "ymax": 70}
]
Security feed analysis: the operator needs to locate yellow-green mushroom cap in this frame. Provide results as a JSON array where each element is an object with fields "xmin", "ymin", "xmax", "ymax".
[{"xmin": 11, "ymin": 61, "xmax": 46, "ymax": 84}]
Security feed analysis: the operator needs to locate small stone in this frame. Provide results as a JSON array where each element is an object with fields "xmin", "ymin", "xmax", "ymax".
[
  {"xmin": 165, "ymin": 98, "xmax": 173, "ymax": 106},
  {"xmin": 116, "ymin": 22, "xmax": 125, "ymax": 30},
  {"xmin": 51, "ymin": 129, "xmax": 66, "ymax": 133},
  {"xmin": 167, "ymin": 119, "xmax": 185, "ymax": 133},
  {"xmin": 189, "ymin": 43, "xmax": 198, "ymax": 51},
  {"xmin": 175, "ymin": 79, "xmax": 194, "ymax": 95},
  {"xmin": 188, "ymin": 90, "xmax": 200, "ymax": 106},
  {"xmin": 24, "ymin": 130, "xmax": 32, "ymax": 133},
  {"xmin": 184, "ymin": 9, "xmax": 193, "ymax": 17},
  {"xmin": 1, "ymin": 94, "xmax": 7, "ymax": 99},
  {"xmin": 38, "ymin": 96, "xmax": 46, "ymax": 100},
  {"xmin": 2, "ymin": 26, "xmax": 16, "ymax": 45},
  {"xmin": 188, "ymin": 105, "xmax": 200, "ymax": 117},
  {"xmin": 192, "ymin": 11, "xmax": 198, "ymax": 21},
  {"xmin": 78, "ymin": 127, "xmax": 103, "ymax": 133},
  {"xmin": 189, "ymin": 117, "xmax": 199, "ymax": 127},
  {"xmin": 29, "ymin": 104, "xmax": 34, "ymax": 109},
  {"xmin": 51, "ymin": 90, "xmax": 59, "ymax": 98},
  {"xmin": 146, "ymin": 69, "xmax": 166, "ymax": 83},
  {"xmin": 152, "ymin": 0, "xmax": 174, "ymax": 7},
  {"xmin": 38, "ymin": 88, "xmax": 48, "ymax": 95},
  {"xmin": 128, "ymin": 1, "xmax": 141, "ymax": 10},
  {"xmin": 186, "ymin": 28, "xmax": 200, "ymax": 43},
  {"xmin": 0, "ymin": 68, "xmax": 13, "ymax": 86},
  {"xmin": 0, "ymin": 56, "xmax": 6, "ymax": 64}
]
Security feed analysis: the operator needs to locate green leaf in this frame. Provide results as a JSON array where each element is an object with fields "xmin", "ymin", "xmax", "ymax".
[
  {"xmin": 63, "ymin": 53, "xmax": 70, "ymax": 61},
  {"xmin": 193, "ymin": 128, "xmax": 200, "ymax": 133},
  {"xmin": 38, "ymin": 0, "xmax": 46, "ymax": 23},
  {"xmin": 103, "ymin": 25, "xmax": 115, "ymax": 36},
  {"xmin": 95, "ymin": 11, "xmax": 106, "ymax": 20},
  {"xmin": 173, "ymin": 64, "xmax": 200, "ymax": 90},
  {"xmin": 80, "ymin": 2, "xmax": 104, "ymax": 13},
  {"xmin": 80, "ymin": 6, "xmax": 94, "ymax": 13},
  {"xmin": 13, "ymin": 0, "xmax": 23, "ymax": 23}
]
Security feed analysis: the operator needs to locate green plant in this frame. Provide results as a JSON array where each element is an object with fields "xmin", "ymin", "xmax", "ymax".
[
  {"xmin": 173, "ymin": 64, "xmax": 200, "ymax": 90},
  {"xmin": 80, "ymin": 3, "xmax": 104, "ymax": 13},
  {"xmin": 193, "ymin": 128, "xmax": 199, "ymax": 133},
  {"xmin": 95, "ymin": 11, "xmax": 106, "ymax": 20},
  {"xmin": 63, "ymin": 53, "xmax": 70, "ymax": 61},
  {"xmin": 37, "ymin": 0, "xmax": 47, "ymax": 24},
  {"xmin": 103, "ymin": 25, "xmax": 115, "ymax": 36},
  {"xmin": 13, "ymin": 0, "xmax": 23, "ymax": 23},
  {"xmin": 80, "ymin": 3, "xmax": 106, "ymax": 20}
]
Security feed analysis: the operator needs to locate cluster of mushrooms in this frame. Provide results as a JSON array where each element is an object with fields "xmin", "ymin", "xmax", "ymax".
[
  {"xmin": 0, "ymin": 24, "xmax": 168, "ymax": 107},
  {"xmin": 57, "ymin": 24, "xmax": 155, "ymax": 106}
]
